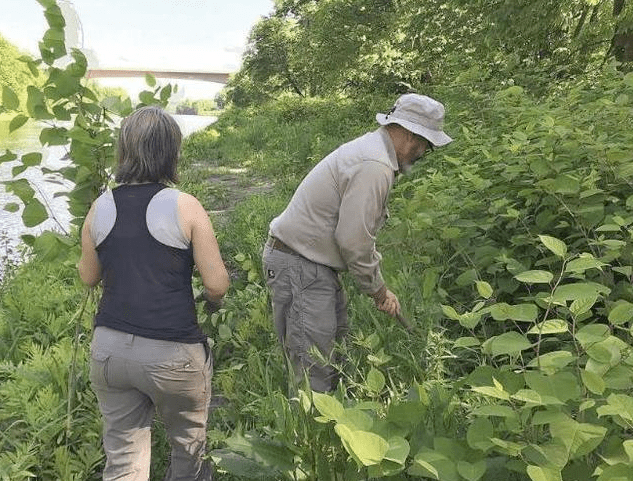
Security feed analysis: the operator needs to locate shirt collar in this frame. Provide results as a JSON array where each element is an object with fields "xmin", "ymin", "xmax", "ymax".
[{"xmin": 377, "ymin": 126, "xmax": 399, "ymax": 171}]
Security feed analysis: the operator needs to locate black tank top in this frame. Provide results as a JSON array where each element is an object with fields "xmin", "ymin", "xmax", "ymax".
[{"xmin": 94, "ymin": 183, "xmax": 205, "ymax": 343}]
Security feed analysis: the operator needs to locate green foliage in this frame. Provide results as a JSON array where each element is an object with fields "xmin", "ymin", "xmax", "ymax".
[
  {"xmin": 3, "ymin": 0, "xmax": 633, "ymax": 480},
  {"xmin": 0, "ymin": 258, "xmax": 102, "ymax": 480},
  {"xmin": 227, "ymin": 0, "xmax": 633, "ymax": 105},
  {"xmin": 0, "ymin": 33, "xmax": 38, "ymax": 109}
]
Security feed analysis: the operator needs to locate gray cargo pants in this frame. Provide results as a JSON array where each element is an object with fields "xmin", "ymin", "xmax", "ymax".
[
  {"xmin": 263, "ymin": 241, "xmax": 348, "ymax": 392},
  {"xmin": 90, "ymin": 326, "xmax": 213, "ymax": 481}
]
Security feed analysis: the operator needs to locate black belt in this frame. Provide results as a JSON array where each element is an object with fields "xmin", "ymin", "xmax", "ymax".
[{"xmin": 268, "ymin": 236, "xmax": 299, "ymax": 256}]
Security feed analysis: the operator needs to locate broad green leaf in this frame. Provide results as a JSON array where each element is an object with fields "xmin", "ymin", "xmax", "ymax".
[
  {"xmin": 210, "ymin": 450, "xmax": 280, "ymax": 479},
  {"xmin": 9, "ymin": 114, "xmax": 28, "ymax": 133},
  {"xmin": 2, "ymin": 86, "xmax": 19, "ymax": 110},
  {"xmin": 472, "ymin": 404, "xmax": 517, "ymax": 418},
  {"xmin": 49, "ymin": 67, "xmax": 82, "ymax": 97},
  {"xmin": 22, "ymin": 198, "xmax": 48, "ymax": 227},
  {"xmin": 575, "ymin": 324, "xmax": 609, "ymax": 347},
  {"xmin": 312, "ymin": 391, "xmax": 344, "ymax": 422},
  {"xmin": 532, "ymin": 411, "xmax": 568, "ymax": 426},
  {"xmin": 145, "ymin": 72, "xmax": 157, "ymax": 87},
  {"xmin": 539, "ymin": 235, "xmax": 567, "ymax": 258},
  {"xmin": 527, "ymin": 319, "xmax": 568, "ymax": 335},
  {"xmin": 511, "ymin": 389, "xmax": 564, "ymax": 406},
  {"xmin": 21, "ymin": 234, "xmax": 35, "ymax": 246},
  {"xmin": 466, "ymin": 417, "xmax": 494, "ymax": 451},
  {"xmin": 515, "ymin": 270, "xmax": 553, "ymax": 284},
  {"xmin": 339, "ymin": 408, "xmax": 373, "ymax": 431},
  {"xmin": 528, "ymin": 350, "xmax": 575, "ymax": 374},
  {"xmin": 160, "ymin": 84, "xmax": 172, "ymax": 102},
  {"xmin": 67, "ymin": 126, "xmax": 100, "ymax": 145},
  {"xmin": 524, "ymin": 371, "xmax": 580, "ymax": 403},
  {"xmin": 334, "ymin": 423, "xmax": 389, "ymax": 466},
  {"xmin": 550, "ymin": 417, "xmax": 607, "ymax": 459},
  {"xmin": 409, "ymin": 448, "xmax": 458, "ymax": 480},
  {"xmin": 595, "ymin": 223, "xmax": 621, "ymax": 232},
  {"xmin": 551, "ymin": 174, "xmax": 579, "ymax": 194},
  {"xmin": 366, "ymin": 367, "xmax": 385, "ymax": 393},
  {"xmin": 459, "ymin": 311, "xmax": 482, "ymax": 329},
  {"xmin": 4, "ymin": 179, "xmax": 35, "ymax": 203},
  {"xmin": 225, "ymin": 433, "xmax": 295, "ymax": 472},
  {"xmin": 526, "ymin": 465, "xmax": 562, "ymax": 481},
  {"xmin": 586, "ymin": 339, "xmax": 622, "ymax": 365},
  {"xmin": 523, "ymin": 441, "xmax": 568, "ymax": 470},
  {"xmin": 40, "ymin": 127, "xmax": 69, "ymax": 146},
  {"xmin": 457, "ymin": 460, "xmax": 486, "ymax": 481},
  {"xmin": 596, "ymin": 464, "xmax": 633, "ymax": 481},
  {"xmin": 44, "ymin": 4, "xmax": 65, "ymax": 28},
  {"xmin": 490, "ymin": 303, "xmax": 538, "ymax": 322},
  {"xmin": 386, "ymin": 400, "xmax": 426, "ymax": 427},
  {"xmin": 456, "ymin": 268, "xmax": 478, "ymax": 286},
  {"xmin": 476, "ymin": 280, "xmax": 493, "ymax": 298},
  {"xmin": 569, "ymin": 296, "xmax": 597, "ymax": 316},
  {"xmin": 489, "ymin": 437, "xmax": 525, "ymax": 456},
  {"xmin": 139, "ymin": 90, "xmax": 156, "ymax": 105},
  {"xmin": 579, "ymin": 400, "xmax": 595, "ymax": 412},
  {"xmin": 552, "ymin": 282, "xmax": 610, "ymax": 303},
  {"xmin": 26, "ymin": 86, "xmax": 53, "ymax": 119},
  {"xmin": 384, "ymin": 436, "xmax": 409, "ymax": 464},
  {"xmin": 368, "ymin": 460, "xmax": 405, "ymax": 478},
  {"xmin": 471, "ymin": 384, "xmax": 510, "ymax": 401},
  {"xmin": 409, "ymin": 451, "xmax": 440, "ymax": 479},
  {"xmin": 67, "ymin": 48, "xmax": 88, "ymax": 77},
  {"xmin": 608, "ymin": 301, "xmax": 633, "ymax": 326},
  {"xmin": 565, "ymin": 255, "xmax": 605, "ymax": 274},
  {"xmin": 42, "ymin": 26, "xmax": 65, "ymax": 47},
  {"xmin": 596, "ymin": 394, "xmax": 633, "ymax": 422},
  {"xmin": 454, "ymin": 337, "xmax": 480, "ymax": 348},
  {"xmin": 12, "ymin": 165, "xmax": 27, "ymax": 176},
  {"xmin": 581, "ymin": 369, "xmax": 605, "ymax": 395},
  {"xmin": 32, "ymin": 231, "xmax": 67, "ymax": 261},
  {"xmin": 0, "ymin": 150, "xmax": 17, "ymax": 163},
  {"xmin": 489, "ymin": 332, "xmax": 532, "ymax": 357},
  {"xmin": 21, "ymin": 152, "xmax": 42, "ymax": 167},
  {"xmin": 441, "ymin": 305, "xmax": 460, "ymax": 320}
]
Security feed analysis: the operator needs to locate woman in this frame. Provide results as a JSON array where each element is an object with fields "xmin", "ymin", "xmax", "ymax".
[{"xmin": 78, "ymin": 106, "xmax": 229, "ymax": 480}]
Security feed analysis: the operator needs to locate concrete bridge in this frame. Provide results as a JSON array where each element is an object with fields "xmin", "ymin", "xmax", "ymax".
[{"xmin": 86, "ymin": 69, "xmax": 231, "ymax": 84}]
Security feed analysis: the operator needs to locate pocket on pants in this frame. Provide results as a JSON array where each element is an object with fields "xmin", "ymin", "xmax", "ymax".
[{"xmin": 90, "ymin": 351, "xmax": 110, "ymax": 388}]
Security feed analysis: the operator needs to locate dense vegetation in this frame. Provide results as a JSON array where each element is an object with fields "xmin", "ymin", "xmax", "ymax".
[
  {"xmin": 0, "ymin": 33, "xmax": 38, "ymax": 115},
  {"xmin": 1, "ymin": 0, "xmax": 633, "ymax": 480}
]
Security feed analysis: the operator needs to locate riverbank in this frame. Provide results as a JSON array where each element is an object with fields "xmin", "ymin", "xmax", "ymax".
[{"xmin": 3, "ymin": 76, "xmax": 633, "ymax": 479}]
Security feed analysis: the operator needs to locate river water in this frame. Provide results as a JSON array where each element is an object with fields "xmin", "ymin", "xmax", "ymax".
[{"xmin": 0, "ymin": 114, "xmax": 215, "ymax": 278}]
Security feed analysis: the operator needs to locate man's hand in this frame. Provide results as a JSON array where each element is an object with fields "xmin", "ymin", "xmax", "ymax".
[{"xmin": 372, "ymin": 286, "xmax": 401, "ymax": 318}]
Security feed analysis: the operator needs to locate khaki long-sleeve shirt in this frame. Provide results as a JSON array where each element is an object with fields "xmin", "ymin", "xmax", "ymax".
[{"xmin": 269, "ymin": 127, "xmax": 398, "ymax": 294}]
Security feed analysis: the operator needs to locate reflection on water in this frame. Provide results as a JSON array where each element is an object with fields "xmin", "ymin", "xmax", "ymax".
[{"xmin": 0, "ymin": 114, "xmax": 216, "ymax": 278}]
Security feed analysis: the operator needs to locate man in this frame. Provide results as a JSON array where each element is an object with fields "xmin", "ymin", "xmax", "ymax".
[{"xmin": 263, "ymin": 93, "xmax": 453, "ymax": 392}]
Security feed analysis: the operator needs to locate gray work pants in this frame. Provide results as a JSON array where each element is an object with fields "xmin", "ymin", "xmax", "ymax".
[
  {"xmin": 90, "ymin": 326, "xmax": 213, "ymax": 481},
  {"xmin": 263, "ymin": 243, "xmax": 348, "ymax": 392}
]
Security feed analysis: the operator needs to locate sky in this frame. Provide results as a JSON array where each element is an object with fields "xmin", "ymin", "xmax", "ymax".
[{"xmin": 0, "ymin": 0, "xmax": 274, "ymax": 100}]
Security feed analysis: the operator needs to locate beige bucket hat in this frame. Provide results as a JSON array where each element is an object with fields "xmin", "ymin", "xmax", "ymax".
[{"xmin": 376, "ymin": 93, "xmax": 453, "ymax": 146}]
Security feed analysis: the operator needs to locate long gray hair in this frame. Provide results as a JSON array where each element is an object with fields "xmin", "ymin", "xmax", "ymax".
[{"xmin": 115, "ymin": 106, "xmax": 182, "ymax": 184}]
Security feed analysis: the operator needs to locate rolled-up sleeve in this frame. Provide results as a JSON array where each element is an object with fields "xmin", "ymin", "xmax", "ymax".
[{"xmin": 335, "ymin": 161, "xmax": 392, "ymax": 294}]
